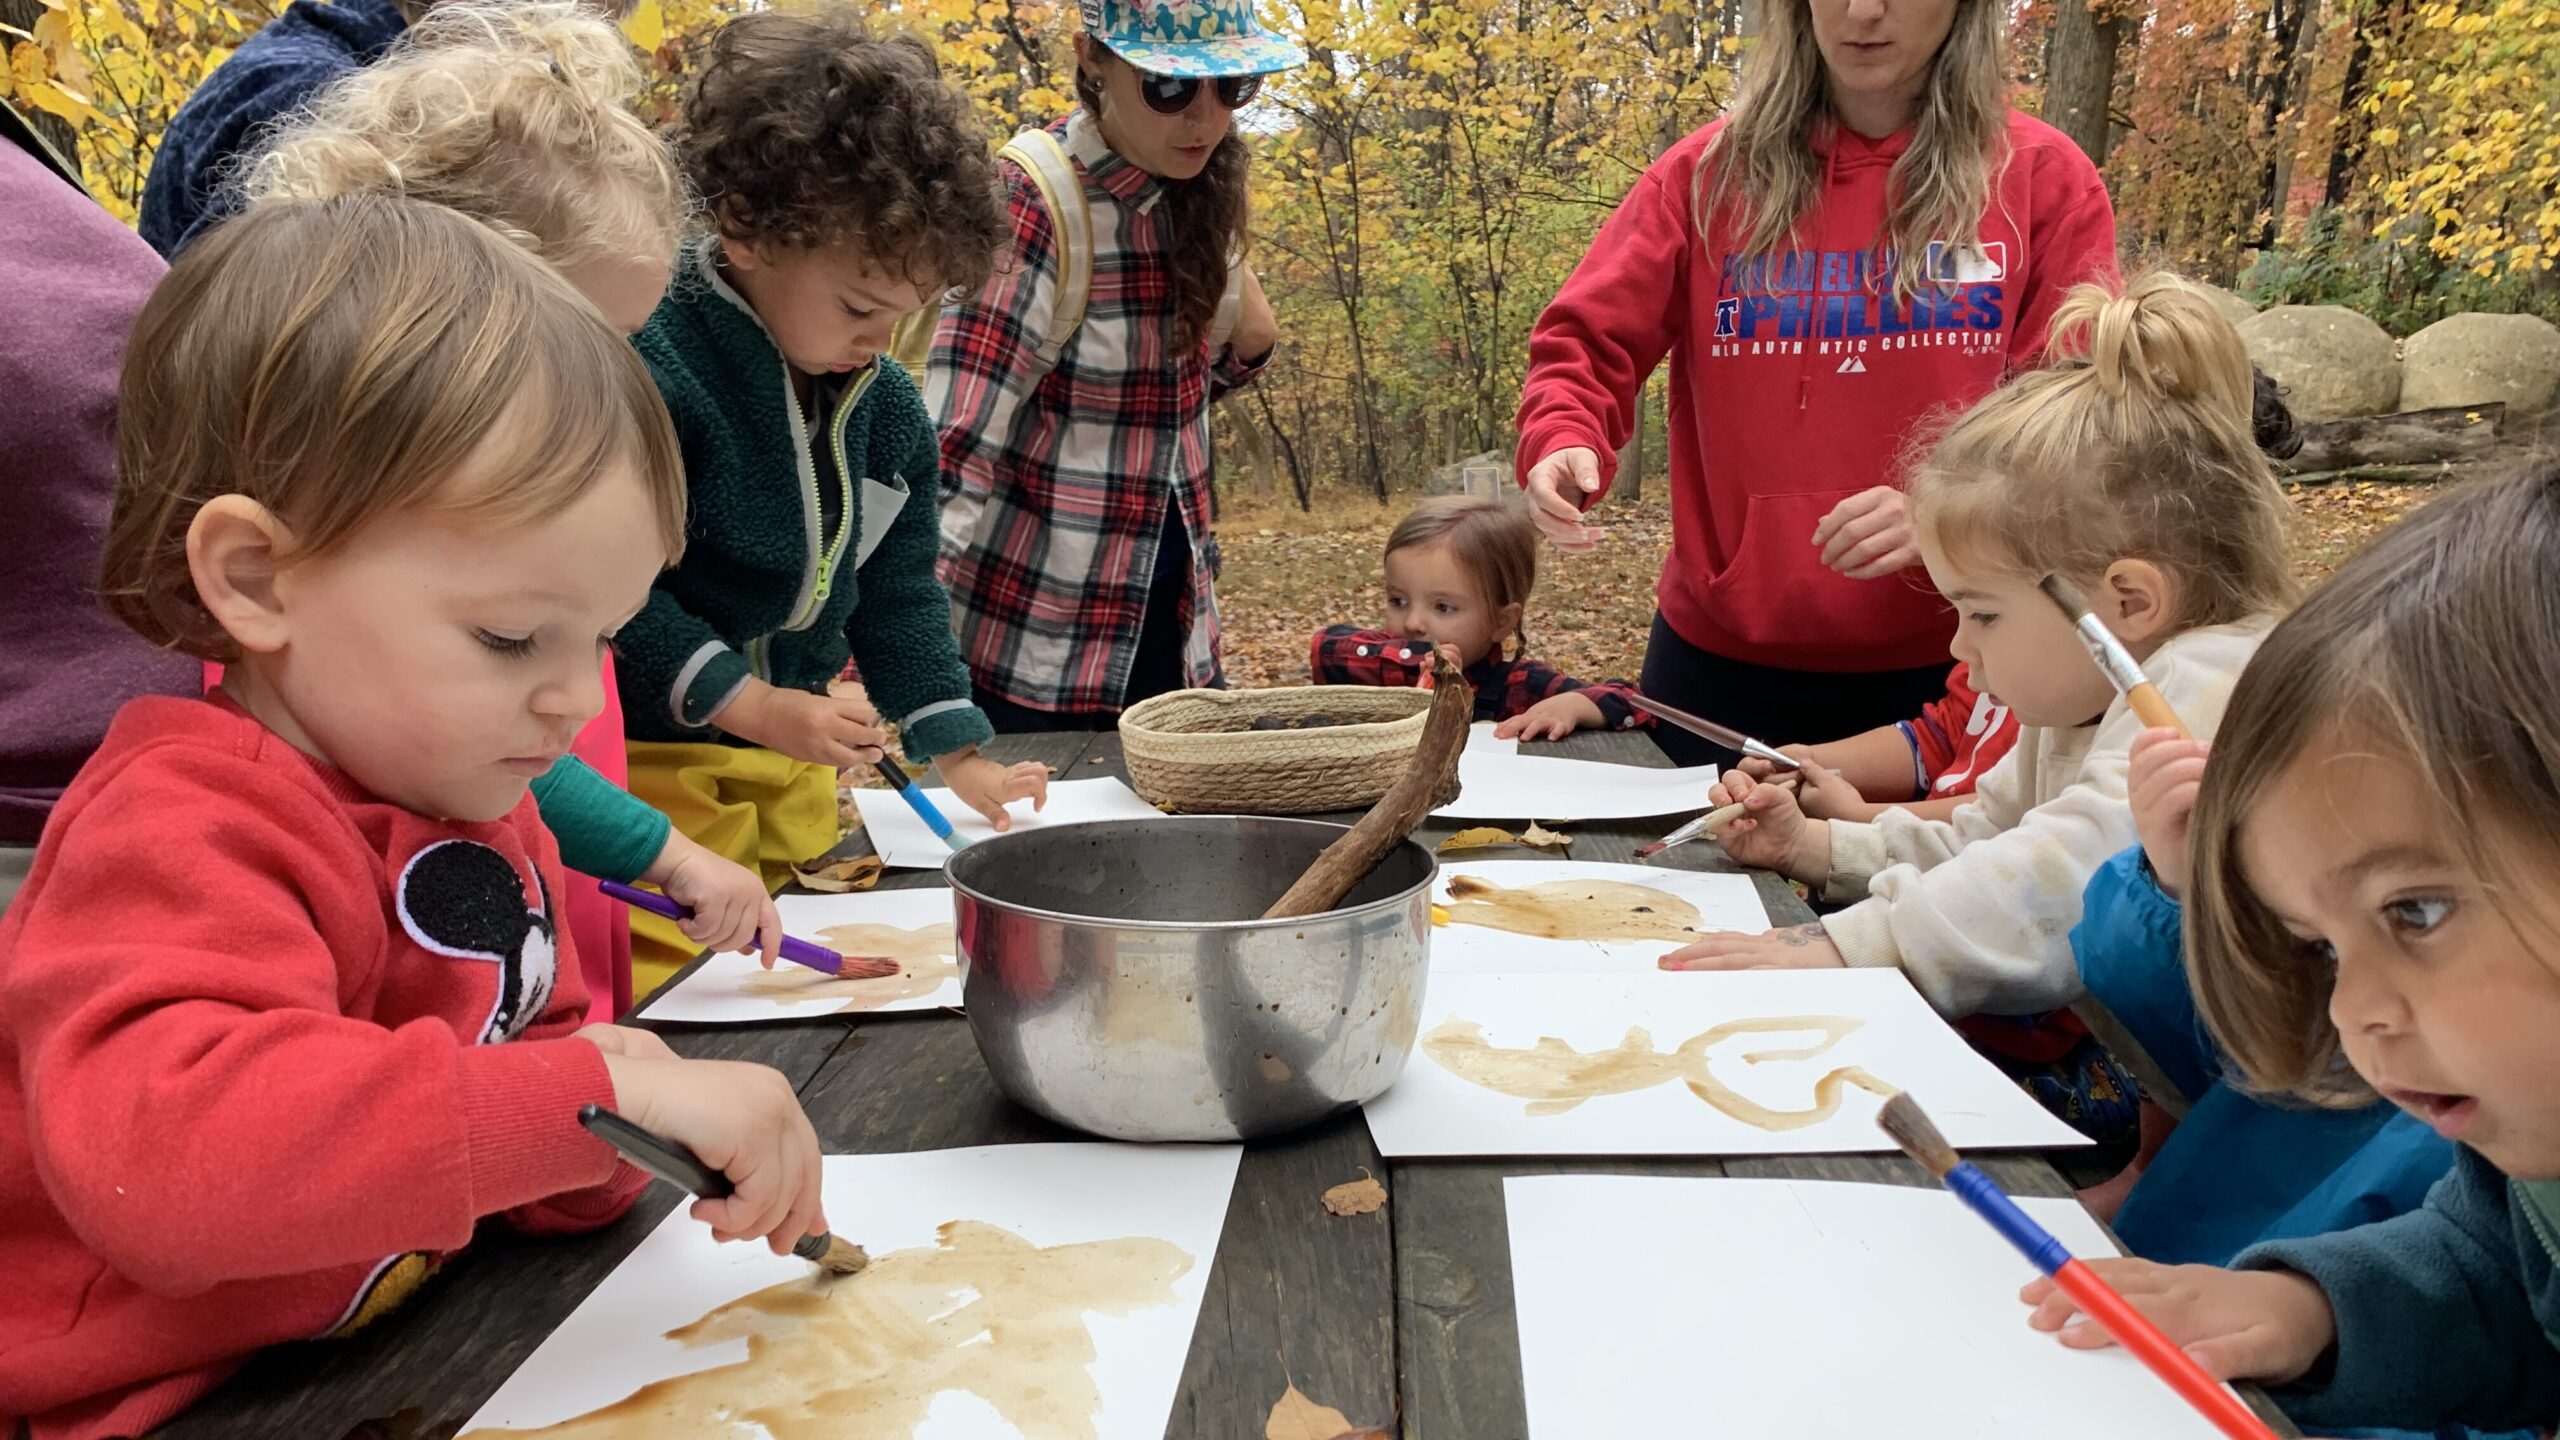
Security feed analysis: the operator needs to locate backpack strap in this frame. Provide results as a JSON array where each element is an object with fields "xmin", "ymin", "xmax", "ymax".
[{"xmin": 998, "ymin": 127, "xmax": 1094, "ymax": 368}]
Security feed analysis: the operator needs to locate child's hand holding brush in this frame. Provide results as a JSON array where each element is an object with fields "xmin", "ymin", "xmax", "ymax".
[
  {"xmin": 2129, "ymin": 728, "xmax": 2213, "ymax": 899},
  {"xmin": 584, "ymin": 1032, "xmax": 828, "ymax": 1257}
]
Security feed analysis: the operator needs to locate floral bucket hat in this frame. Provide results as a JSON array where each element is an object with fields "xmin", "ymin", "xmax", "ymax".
[{"xmin": 1079, "ymin": 0, "xmax": 1308, "ymax": 78}]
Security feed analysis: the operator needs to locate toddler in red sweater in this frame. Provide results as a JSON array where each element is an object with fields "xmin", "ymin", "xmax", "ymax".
[{"xmin": 0, "ymin": 196, "xmax": 827, "ymax": 1440}]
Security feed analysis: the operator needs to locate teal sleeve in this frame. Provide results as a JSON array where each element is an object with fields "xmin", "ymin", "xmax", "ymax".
[
  {"xmin": 2237, "ymin": 1150, "xmax": 2560, "ymax": 1431},
  {"xmin": 529, "ymin": 757, "xmax": 671, "ymax": 884}
]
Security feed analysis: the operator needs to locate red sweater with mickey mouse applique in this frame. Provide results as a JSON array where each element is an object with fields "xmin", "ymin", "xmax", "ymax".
[{"xmin": 0, "ymin": 696, "xmax": 643, "ymax": 1440}]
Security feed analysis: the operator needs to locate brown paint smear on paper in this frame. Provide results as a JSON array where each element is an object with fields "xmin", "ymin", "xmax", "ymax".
[
  {"xmin": 1440, "ymin": 875, "xmax": 1708, "ymax": 944},
  {"xmin": 739, "ymin": 922, "xmax": 957, "ymax": 1011},
  {"xmin": 1423, "ymin": 1015, "xmax": 1896, "ymax": 1131},
  {"xmin": 463, "ymin": 1220, "xmax": 1192, "ymax": 1440}
]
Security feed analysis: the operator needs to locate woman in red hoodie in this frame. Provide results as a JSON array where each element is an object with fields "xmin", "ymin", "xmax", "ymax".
[{"xmin": 1514, "ymin": 0, "xmax": 2118, "ymax": 764}]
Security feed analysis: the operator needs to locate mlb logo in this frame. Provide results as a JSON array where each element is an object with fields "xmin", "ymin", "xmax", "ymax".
[
  {"xmin": 1714, "ymin": 297, "xmax": 1740, "ymax": 339},
  {"xmin": 1924, "ymin": 241, "xmax": 2008, "ymax": 285}
]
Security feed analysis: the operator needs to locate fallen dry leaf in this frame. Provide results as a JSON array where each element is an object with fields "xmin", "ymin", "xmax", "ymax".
[
  {"xmin": 1520, "ymin": 822, "xmax": 1572, "ymax": 852},
  {"xmin": 1320, "ymin": 1172, "xmax": 1387, "ymax": 1217},
  {"xmin": 1264, "ymin": 1383, "xmax": 1388, "ymax": 1440},
  {"xmin": 792, "ymin": 855, "xmax": 884, "ymax": 893},
  {"xmin": 1437, "ymin": 826, "xmax": 1519, "ymax": 852}
]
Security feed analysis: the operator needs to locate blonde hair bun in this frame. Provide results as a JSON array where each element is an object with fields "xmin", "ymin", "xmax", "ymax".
[
  {"xmin": 2047, "ymin": 272, "xmax": 2255, "ymax": 425},
  {"xmin": 241, "ymin": 0, "xmax": 686, "ymax": 270}
]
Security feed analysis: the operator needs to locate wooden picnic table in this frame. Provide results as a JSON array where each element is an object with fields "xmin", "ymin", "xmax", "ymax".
[{"xmin": 164, "ymin": 728, "xmax": 2296, "ymax": 1439}]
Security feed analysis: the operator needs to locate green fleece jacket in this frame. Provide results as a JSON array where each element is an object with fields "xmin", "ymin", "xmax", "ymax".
[{"xmin": 620, "ymin": 239, "xmax": 993, "ymax": 761}]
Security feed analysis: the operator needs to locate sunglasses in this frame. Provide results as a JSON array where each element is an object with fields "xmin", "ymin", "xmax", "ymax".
[{"xmin": 1137, "ymin": 69, "xmax": 1264, "ymax": 115}]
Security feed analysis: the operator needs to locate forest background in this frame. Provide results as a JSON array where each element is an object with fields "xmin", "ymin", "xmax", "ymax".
[{"xmin": 5, "ymin": 0, "xmax": 2548, "ymax": 684}]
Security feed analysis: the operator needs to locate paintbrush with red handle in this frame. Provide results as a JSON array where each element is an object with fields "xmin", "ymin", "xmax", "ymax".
[{"xmin": 1878, "ymin": 1091, "xmax": 2281, "ymax": 1440}]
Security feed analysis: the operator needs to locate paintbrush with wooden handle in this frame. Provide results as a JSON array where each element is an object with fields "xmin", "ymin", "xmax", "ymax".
[
  {"xmin": 1877, "ymin": 1091, "xmax": 2279, "ymax": 1440},
  {"xmin": 579, "ymin": 1104, "xmax": 868, "ymax": 1276},
  {"xmin": 2036, "ymin": 575, "xmax": 2192, "ymax": 738}
]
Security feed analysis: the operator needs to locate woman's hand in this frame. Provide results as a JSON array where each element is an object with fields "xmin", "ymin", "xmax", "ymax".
[
  {"xmin": 1522, "ymin": 447, "xmax": 1605, "ymax": 552},
  {"xmin": 1812, "ymin": 486, "xmax": 1919, "ymax": 580}
]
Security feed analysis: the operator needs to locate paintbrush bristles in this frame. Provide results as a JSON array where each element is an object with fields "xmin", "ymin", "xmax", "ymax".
[
  {"xmin": 2036, "ymin": 573, "xmax": 2093, "ymax": 623},
  {"xmin": 795, "ymin": 1232, "xmax": 872, "ymax": 1275},
  {"xmin": 1875, "ymin": 1091, "xmax": 1961, "ymax": 1179}
]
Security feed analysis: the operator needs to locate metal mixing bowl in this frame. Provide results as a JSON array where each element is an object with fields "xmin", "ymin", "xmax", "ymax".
[{"xmin": 944, "ymin": 816, "xmax": 1434, "ymax": 1142}]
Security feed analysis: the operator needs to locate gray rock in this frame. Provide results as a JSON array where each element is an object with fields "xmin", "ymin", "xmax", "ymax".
[
  {"xmin": 2196, "ymin": 283, "xmax": 2259, "ymax": 332},
  {"xmin": 2239, "ymin": 305, "xmax": 2402, "ymax": 420},
  {"xmin": 2399, "ymin": 312, "xmax": 2560, "ymax": 423}
]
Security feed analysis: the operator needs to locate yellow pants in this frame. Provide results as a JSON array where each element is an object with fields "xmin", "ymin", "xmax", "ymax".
[{"xmin": 624, "ymin": 741, "xmax": 840, "ymax": 998}]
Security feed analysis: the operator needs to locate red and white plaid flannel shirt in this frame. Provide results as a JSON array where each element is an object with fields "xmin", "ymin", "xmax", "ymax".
[{"xmin": 927, "ymin": 111, "xmax": 1270, "ymax": 716}]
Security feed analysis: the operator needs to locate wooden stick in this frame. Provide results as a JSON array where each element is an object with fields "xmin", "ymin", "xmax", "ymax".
[{"xmin": 1264, "ymin": 647, "xmax": 1476, "ymax": 920}]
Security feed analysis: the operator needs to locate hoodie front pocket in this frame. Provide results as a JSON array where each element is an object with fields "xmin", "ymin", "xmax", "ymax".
[{"xmin": 1701, "ymin": 486, "xmax": 1942, "ymax": 655}]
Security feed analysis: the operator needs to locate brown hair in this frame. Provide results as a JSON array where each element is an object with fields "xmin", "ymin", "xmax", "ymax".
[
  {"xmin": 1698, "ymin": 0, "xmax": 2010, "ymax": 302},
  {"xmin": 1910, "ymin": 272, "xmax": 2298, "ymax": 631},
  {"xmin": 1074, "ymin": 45, "xmax": 1253, "ymax": 352},
  {"xmin": 679, "ymin": 6, "xmax": 1007, "ymax": 294},
  {"xmin": 2187, "ymin": 462, "xmax": 2560, "ymax": 1105},
  {"xmin": 1385, "ymin": 496, "xmax": 1540, "ymax": 657},
  {"xmin": 102, "ymin": 194, "xmax": 688, "ymax": 659},
  {"xmin": 243, "ymin": 0, "xmax": 686, "ymax": 276}
]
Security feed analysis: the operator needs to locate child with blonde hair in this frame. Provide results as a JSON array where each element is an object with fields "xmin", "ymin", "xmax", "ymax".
[
  {"xmin": 242, "ymin": 0, "xmax": 685, "ymax": 333},
  {"xmin": 2020, "ymin": 463, "xmax": 2560, "ymax": 1436},
  {"xmin": 239, "ymin": 1, "xmax": 767, "ymax": 1019},
  {"xmin": 0, "ymin": 195, "xmax": 824, "ymax": 1439},
  {"xmin": 1668, "ymin": 274, "xmax": 2295, "ymax": 1023},
  {"xmin": 1312, "ymin": 495, "xmax": 1649, "ymax": 739}
]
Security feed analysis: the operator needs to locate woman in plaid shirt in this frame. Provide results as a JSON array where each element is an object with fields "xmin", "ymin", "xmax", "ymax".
[{"xmin": 926, "ymin": 0, "xmax": 1300, "ymax": 731}]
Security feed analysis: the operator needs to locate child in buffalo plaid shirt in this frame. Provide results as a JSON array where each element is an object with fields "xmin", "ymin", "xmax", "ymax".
[{"xmin": 1311, "ymin": 496, "xmax": 1650, "ymax": 741}]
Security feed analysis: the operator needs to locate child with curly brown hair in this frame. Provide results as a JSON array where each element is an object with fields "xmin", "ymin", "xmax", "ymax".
[{"xmin": 614, "ymin": 3, "xmax": 1049, "ymax": 992}]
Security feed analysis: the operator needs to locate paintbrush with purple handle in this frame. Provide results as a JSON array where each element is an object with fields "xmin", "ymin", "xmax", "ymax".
[{"xmin": 596, "ymin": 880, "xmax": 897, "ymax": 979}]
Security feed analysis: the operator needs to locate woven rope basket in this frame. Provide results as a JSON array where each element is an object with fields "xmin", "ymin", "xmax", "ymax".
[{"xmin": 1118, "ymin": 685, "xmax": 1435, "ymax": 814}]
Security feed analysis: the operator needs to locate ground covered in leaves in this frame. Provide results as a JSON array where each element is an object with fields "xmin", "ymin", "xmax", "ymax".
[{"xmin": 1216, "ymin": 480, "xmax": 2437, "ymax": 691}]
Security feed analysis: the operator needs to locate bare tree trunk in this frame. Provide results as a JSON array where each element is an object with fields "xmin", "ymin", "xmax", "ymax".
[
  {"xmin": 2042, "ymin": 0, "xmax": 2127, "ymax": 164},
  {"xmin": 2263, "ymin": 0, "xmax": 2326, "ymax": 239},
  {"xmin": 2324, "ymin": 0, "xmax": 2402, "ymax": 207},
  {"xmin": 1617, "ymin": 386, "xmax": 1646, "ymax": 503},
  {"xmin": 2252, "ymin": 0, "xmax": 2322, "ymax": 247}
]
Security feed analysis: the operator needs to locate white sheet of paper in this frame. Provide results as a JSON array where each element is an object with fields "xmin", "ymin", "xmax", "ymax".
[
  {"xmin": 1505, "ymin": 1175, "xmax": 2229, "ymax": 1438},
  {"xmin": 1434, "ymin": 722, "xmax": 1723, "ymax": 820},
  {"xmin": 460, "ymin": 1143, "xmax": 1243, "ymax": 1439},
  {"xmin": 1430, "ymin": 860, "xmax": 1772, "ymax": 973},
  {"xmin": 644, "ymin": 887, "xmax": 961, "ymax": 1023},
  {"xmin": 1363, "ymin": 969, "xmax": 2089, "ymax": 1156},
  {"xmin": 854, "ymin": 776, "xmax": 1162, "ymax": 870}
]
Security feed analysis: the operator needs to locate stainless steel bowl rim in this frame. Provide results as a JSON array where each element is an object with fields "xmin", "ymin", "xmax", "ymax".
[{"xmin": 941, "ymin": 814, "xmax": 1434, "ymax": 931}]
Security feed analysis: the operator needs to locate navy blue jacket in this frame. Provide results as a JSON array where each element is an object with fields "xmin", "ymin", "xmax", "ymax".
[{"xmin": 136, "ymin": 0, "xmax": 406, "ymax": 256}]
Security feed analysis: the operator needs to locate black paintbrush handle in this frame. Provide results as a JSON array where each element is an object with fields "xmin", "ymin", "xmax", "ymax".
[{"xmin": 579, "ymin": 1103, "xmax": 733, "ymax": 1199}]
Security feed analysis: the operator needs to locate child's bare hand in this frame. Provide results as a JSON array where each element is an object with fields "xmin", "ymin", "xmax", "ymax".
[
  {"xmin": 2019, "ymin": 1259, "xmax": 2335, "ymax": 1386},
  {"xmin": 717, "ymin": 683, "xmax": 886, "ymax": 769},
  {"xmin": 574, "ymin": 1022, "xmax": 677, "ymax": 1059},
  {"xmin": 2128, "ymin": 728, "xmax": 2211, "ymax": 898},
  {"xmin": 1494, "ymin": 692, "xmax": 1605, "ymax": 742},
  {"xmin": 938, "ymin": 748, "xmax": 1050, "ymax": 830},
  {"xmin": 1708, "ymin": 745, "xmax": 1815, "ymax": 807},
  {"xmin": 646, "ymin": 832, "xmax": 783, "ymax": 962},
  {"xmin": 602, "ymin": 1052, "xmax": 827, "ymax": 1255},
  {"xmin": 1792, "ymin": 760, "xmax": 1880, "ymax": 822},
  {"xmin": 1658, "ymin": 921, "xmax": 1845, "ymax": 971},
  {"xmin": 1712, "ymin": 777, "xmax": 1831, "ymax": 883}
]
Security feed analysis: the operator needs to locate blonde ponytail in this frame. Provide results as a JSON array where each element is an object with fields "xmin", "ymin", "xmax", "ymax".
[
  {"xmin": 1911, "ymin": 272, "xmax": 2297, "ymax": 630},
  {"xmin": 241, "ymin": 0, "xmax": 686, "ymax": 272}
]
